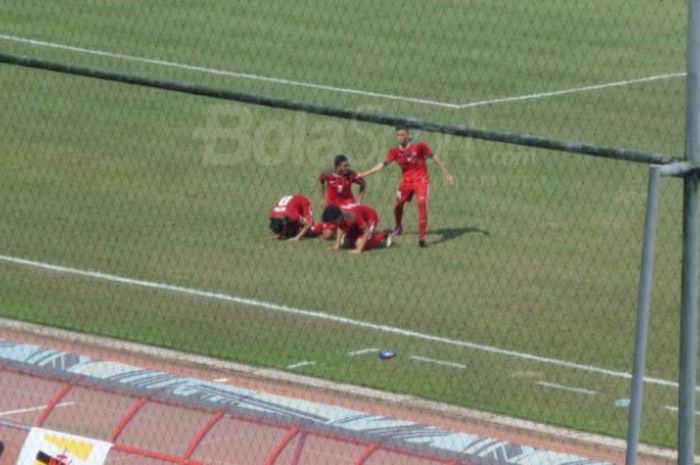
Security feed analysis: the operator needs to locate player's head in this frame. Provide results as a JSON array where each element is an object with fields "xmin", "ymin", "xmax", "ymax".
[
  {"xmin": 334, "ymin": 154, "xmax": 350, "ymax": 175},
  {"xmin": 395, "ymin": 126, "xmax": 410, "ymax": 146},
  {"xmin": 321, "ymin": 205, "xmax": 344, "ymax": 225},
  {"xmin": 269, "ymin": 217, "xmax": 300, "ymax": 237}
]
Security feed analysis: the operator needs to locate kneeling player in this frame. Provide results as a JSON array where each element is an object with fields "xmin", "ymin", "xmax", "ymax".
[
  {"xmin": 321, "ymin": 204, "xmax": 391, "ymax": 254},
  {"xmin": 269, "ymin": 194, "xmax": 318, "ymax": 241},
  {"xmin": 318, "ymin": 154, "xmax": 365, "ymax": 240}
]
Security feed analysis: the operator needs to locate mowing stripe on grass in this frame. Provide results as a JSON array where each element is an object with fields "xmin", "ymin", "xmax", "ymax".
[
  {"xmin": 535, "ymin": 381, "xmax": 597, "ymax": 396},
  {"xmin": 0, "ymin": 34, "xmax": 685, "ymax": 110},
  {"xmin": 0, "ymin": 253, "xmax": 695, "ymax": 391}
]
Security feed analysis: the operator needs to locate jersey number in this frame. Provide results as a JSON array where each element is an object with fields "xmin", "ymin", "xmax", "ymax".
[{"xmin": 276, "ymin": 195, "xmax": 293, "ymax": 207}]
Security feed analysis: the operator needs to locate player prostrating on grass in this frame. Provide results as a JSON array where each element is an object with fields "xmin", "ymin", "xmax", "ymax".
[
  {"xmin": 318, "ymin": 154, "xmax": 366, "ymax": 239},
  {"xmin": 361, "ymin": 126, "xmax": 455, "ymax": 248},
  {"xmin": 321, "ymin": 204, "xmax": 391, "ymax": 254},
  {"xmin": 268, "ymin": 194, "xmax": 318, "ymax": 241}
]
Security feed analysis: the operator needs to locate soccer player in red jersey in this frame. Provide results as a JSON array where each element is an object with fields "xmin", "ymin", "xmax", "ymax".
[
  {"xmin": 317, "ymin": 154, "xmax": 366, "ymax": 239},
  {"xmin": 321, "ymin": 204, "xmax": 391, "ymax": 254},
  {"xmin": 268, "ymin": 194, "xmax": 317, "ymax": 241},
  {"xmin": 361, "ymin": 126, "xmax": 455, "ymax": 247}
]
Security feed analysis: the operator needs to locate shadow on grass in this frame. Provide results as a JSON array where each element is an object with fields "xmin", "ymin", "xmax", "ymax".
[{"xmin": 431, "ymin": 226, "xmax": 489, "ymax": 246}]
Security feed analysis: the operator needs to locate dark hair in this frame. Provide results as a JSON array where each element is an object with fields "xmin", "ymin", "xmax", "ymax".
[
  {"xmin": 394, "ymin": 125, "xmax": 409, "ymax": 133},
  {"xmin": 269, "ymin": 217, "xmax": 286, "ymax": 235},
  {"xmin": 334, "ymin": 154, "xmax": 349, "ymax": 168},
  {"xmin": 322, "ymin": 205, "xmax": 343, "ymax": 224},
  {"xmin": 270, "ymin": 217, "xmax": 300, "ymax": 237}
]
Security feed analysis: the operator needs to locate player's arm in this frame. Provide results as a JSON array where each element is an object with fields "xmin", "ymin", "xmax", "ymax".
[
  {"xmin": 331, "ymin": 230, "xmax": 343, "ymax": 251},
  {"xmin": 290, "ymin": 221, "xmax": 311, "ymax": 242},
  {"xmin": 318, "ymin": 173, "xmax": 327, "ymax": 205},
  {"xmin": 291, "ymin": 207, "xmax": 313, "ymax": 242},
  {"xmin": 431, "ymin": 154, "xmax": 455, "ymax": 186},
  {"xmin": 349, "ymin": 226, "xmax": 370, "ymax": 254},
  {"xmin": 356, "ymin": 176, "xmax": 366, "ymax": 205},
  {"xmin": 360, "ymin": 161, "xmax": 388, "ymax": 178}
]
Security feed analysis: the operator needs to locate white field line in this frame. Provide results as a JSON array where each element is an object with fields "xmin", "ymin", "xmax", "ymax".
[
  {"xmin": 0, "ymin": 253, "xmax": 696, "ymax": 392},
  {"xmin": 459, "ymin": 73, "xmax": 686, "ymax": 108},
  {"xmin": 0, "ymin": 34, "xmax": 461, "ymax": 109},
  {"xmin": 0, "ymin": 401, "xmax": 75, "ymax": 417},
  {"xmin": 0, "ymin": 319, "xmax": 688, "ymax": 465},
  {"xmin": 212, "ymin": 377, "xmax": 229, "ymax": 383},
  {"xmin": 286, "ymin": 361, "xmax": 316, "ymax": 370},
  {"xmin": 535, "ymin": 381, "xmax": 597, "ymax": 396},
  {"xmin": 410, "ymin": 355, "xmax": 466, "ymax": 370},
  {"xmin": 348, "ymin": 348, "xmax": 379, "ymax": 356},
  {"xmin": 0, "ymin": 34, "xmax": 685, "ymax": 109},
  {"xmin": 663, "ymin": 405, "xmax": 700, "ymax": 415}
]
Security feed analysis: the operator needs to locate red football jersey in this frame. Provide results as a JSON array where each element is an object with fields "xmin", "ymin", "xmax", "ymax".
[
  {"xmin": 319, "ymin": 170, "xmax": 364, "ymax": 206},
  {"xmin": 269, "ymin": 194, "xmax": 312, "ymax": 225},
  {"xmin": 384, "ymin": 141, "xmax": 432, "ymax": 184},
  {"xmin": 339, "ymin": 204, "xmax": 378, "ymax": 232}
]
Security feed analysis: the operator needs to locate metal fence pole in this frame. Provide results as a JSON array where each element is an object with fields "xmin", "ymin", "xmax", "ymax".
[
  {"xmin": 625, "ymin": 166, "xmax": 662, "ymax": 465},
  {"xmin": 679, "ymin": 1, "xmax": 700, "ymax": 464}
]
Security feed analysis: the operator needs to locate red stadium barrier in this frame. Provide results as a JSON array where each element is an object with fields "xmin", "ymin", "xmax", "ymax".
[
  {"xmin": 34, "ymin": 381, "xmax": 73, "ymax": 427},
  {"xmin": 0, "ymin": 362, "xmax": 469, "ymax": 465},
  {"xmin": 181, "ymin": 411, "xmax": 224, "ymax": 463},
  {"xmin": 263, "ymin": 427, "xmax": 300, "ymax": 465},
  {"xmin": 354, "ymin": 443, "xmax": 379, "ymax": 464},
  {"xmin": 109, "ymin": 397, "xmax": 147, "ymax": 441}
]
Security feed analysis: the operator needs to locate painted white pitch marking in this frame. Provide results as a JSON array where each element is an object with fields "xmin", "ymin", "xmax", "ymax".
[
  {"xmin": 0, "ymin": 401, "xmax": 75, "ymax": 417},
  {"xmin": 348, "ymin": 348, "xmax": 379, "ymax": 356},
  {"xmin": 410, "ymin": 355, "xmax": 466, "ymax": 369},
  {"xmin": 0, "ymin": 253, "xmax": 697, "ymax": 391},
  {"xmin": 663, "ymin": 405, "xmax": 700, "ymax": 415},
  {"xmin": 0, "ymin": 34, "xmax": 461, "ymax": 109},
  {"xmin": 535, "ymin": 381, "xmax": 597, "ymax": 396},
  {"xmin": 458, "ymin": 73, "xmax": 685, "ymax": 108},
  {"xmin": 286, "ymin": 361, "xmax": 317, "ymax": 370},
  {"xmin": 0, "ymin": 34, "xmax": 685, "ymax": 109},
  {"xmin": 212, "ymin": 377, "xmax": 230, "ymax": 383}
]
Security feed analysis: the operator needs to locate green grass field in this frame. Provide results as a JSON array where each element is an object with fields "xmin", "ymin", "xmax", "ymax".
[{"xmin": 0, "ymin": 0, "xmax": 696, "ymax": 450}]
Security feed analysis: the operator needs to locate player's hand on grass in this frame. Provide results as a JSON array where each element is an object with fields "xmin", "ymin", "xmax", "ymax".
[
  {"xmin": 348, "ymin": 249, "xmax": 362, "ymax": 255},
  {"xmin": 445, "ymin": 174, "xmax": 455, "ymax": 187}
]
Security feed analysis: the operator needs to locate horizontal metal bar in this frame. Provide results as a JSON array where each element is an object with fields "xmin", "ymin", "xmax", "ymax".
[
  {"xmin": 0, "ymin": 51, "xmax": 678, "ymax": 165},
  {"xmin": 654, "ymin": 162, "xmax": 695, "ymax": 177}
]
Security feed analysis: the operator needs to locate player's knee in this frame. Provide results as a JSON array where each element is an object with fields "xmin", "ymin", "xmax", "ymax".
[{"xmin": 322, "ymin": 229, "xmax": 335, "ymax": 240}]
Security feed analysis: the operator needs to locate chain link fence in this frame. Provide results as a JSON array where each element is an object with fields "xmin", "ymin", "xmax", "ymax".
[{"xmin": 0, "ymin": 0, "xmax": 694, "ymax": 463}]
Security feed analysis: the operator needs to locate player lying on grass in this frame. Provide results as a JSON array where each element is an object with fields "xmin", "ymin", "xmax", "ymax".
[
  {"xmin": 360, "ymin": 126, "xmax": 455, "ymax": 248},
  {"xmin": 268, "ymin": 194, "xmax": 319, "ymax": 241},
  {"xmin": 321, "ymin": 204, "xmax": 392, "ymax": 254},
  {"xmin": 318, "ymin": 154, "xmax": 366, "ymax": 240}
]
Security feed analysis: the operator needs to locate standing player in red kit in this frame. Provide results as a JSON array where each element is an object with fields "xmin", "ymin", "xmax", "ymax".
[
  {"xmin": 321, "ymin": 204, "xmax": 391, "ymax": 254},
  {"xmin": 268, "ymin": 194, "xmax": 317, "ymax": 241},
  {"xmin": 361, "ymin": 126, "xmax": 455, "ymax": 247},
  {"xmin": 317, "ymin": 154, "xmax": 366, "ymax": 239}
]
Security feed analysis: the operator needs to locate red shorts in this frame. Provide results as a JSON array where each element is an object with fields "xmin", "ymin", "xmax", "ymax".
[{"xmin": 396, "ymin": 182, "xmax": 429, "ymax": 204}]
